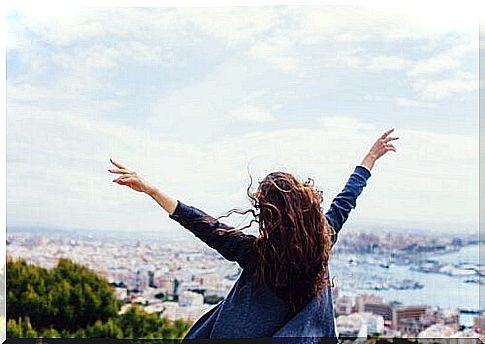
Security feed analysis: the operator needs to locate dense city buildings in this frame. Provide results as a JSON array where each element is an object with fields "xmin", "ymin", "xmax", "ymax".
[{"xmin": 5, "ymin": 228, "xmax": 483, "ymax": 339}]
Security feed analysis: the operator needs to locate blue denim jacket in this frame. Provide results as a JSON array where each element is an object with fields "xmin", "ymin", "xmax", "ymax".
[{"xmin": 169, "ymin": 165, "xmax": 371, "ymax": 341}]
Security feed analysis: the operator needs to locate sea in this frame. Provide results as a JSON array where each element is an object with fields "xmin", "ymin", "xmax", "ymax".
[{"xmin": 330, "ymin": 243, "xmax": 483, "ymax": 327}]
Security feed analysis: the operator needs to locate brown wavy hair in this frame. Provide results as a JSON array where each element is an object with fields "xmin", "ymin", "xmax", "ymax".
[
  {"xmin": 246, "ymin": 171, "xmax": 336, "ymax": 318},
  {"xmin": 185, "ymin": 171, "xmax": 337, "ymax": 318}
]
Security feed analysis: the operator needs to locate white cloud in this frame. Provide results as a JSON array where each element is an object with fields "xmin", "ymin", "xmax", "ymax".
[
  {"xmin": 413, "ymin": 74, "xmax": 478, "ymax": 100},
  {"xmin": 409, "ymin": 43, "xmax": 476, "ymax": 76},
  {"xmin": 344, "ymin": 55, "xmax": 411, "ymax": 71},
  {"xmin": 369, "ymin": 56, "xmax": 410, "ymax": 71},
  {"xmin": 5, "ymin": 6, "xmax": 479, "ymax": 235},
  {"xmin": 231, "ymin": 105, "xmax": 275, "ymax": 123},
  {"xmin": 409, "ymin": 55, "xmax": 459, "ymax": 76},
  {"xmin": 395, "ymin": 97, "xmax": 437, "ymax": 109},
  {"xmin": 248, "ymin": 36, "xmax": 298, "ymax": 72},
  {"xmin": 6, "ymin": 103, "xmax": 205, "ymax": 232},
  {"xmin": 7, "ymin": 6, "xmax": 478, "ymax": 101},
  {"xmin": 342, "ymin": 43, "xmax": 477, "ymax": 100},
  {"xmin": 6, "ymin": 7, "xmax": 187, "ymax": 88},
  {"xmin": 6, "ymin": 100, "xmax": 478, "ymax": 233},
  {"xmin": 180, "ymin": 7, "xmax": 283, "ymax": 45},
  {"xmin": 7, "ymin": 7, "xmax": 184, "ymax": 49},
  {"xmin": 296, "ymin": 5, "xmax": 477, "ymax": 42}
]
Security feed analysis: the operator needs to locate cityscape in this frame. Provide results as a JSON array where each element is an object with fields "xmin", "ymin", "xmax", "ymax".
[
  {"xmin": 5, "ymin": 226, "xmax": 484, "ymax": 340},
  {"xmin": 5, "ymin": 3, "xmax": 480, "ymax": 342}
]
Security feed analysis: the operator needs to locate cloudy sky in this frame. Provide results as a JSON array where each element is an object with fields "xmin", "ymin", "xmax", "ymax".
[{"xmin": 6, "ymin": 5, "xmax": 479, "ymax": 236}]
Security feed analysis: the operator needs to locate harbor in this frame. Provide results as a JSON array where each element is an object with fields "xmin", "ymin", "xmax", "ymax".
[{"xmin": 330, "ymin": 243, "xmax": 482, "ymax": 312}]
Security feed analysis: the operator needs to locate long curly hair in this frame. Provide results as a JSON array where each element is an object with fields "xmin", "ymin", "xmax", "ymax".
[
  {"xmin": 187, "ymin": 171, "xmax": 337, "ymax": 318},
  {"xmin": 248, "ymin": 171, "xmax": 336, "ymax": 317}
]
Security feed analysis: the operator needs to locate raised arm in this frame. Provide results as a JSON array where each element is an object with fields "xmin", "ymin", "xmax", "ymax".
[
  {"xmin": 325, "ymin": 166, "xmax": 371, "ymax": 246},
  {"xmin": 167, "ymin": 200, "xmax": 257, "ymax": 269},
  {"xmin": 108, "ymin": 158, "xmax": 257, "ymax": 269},
  {"xmin": 325, "ymin": 128, "xmax": 399, "ymax": 245}
]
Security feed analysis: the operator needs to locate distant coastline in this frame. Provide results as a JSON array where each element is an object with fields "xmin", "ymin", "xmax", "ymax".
[{"xmin": 6, "ymin": 221, "xmax": 481, "ymax": 242}]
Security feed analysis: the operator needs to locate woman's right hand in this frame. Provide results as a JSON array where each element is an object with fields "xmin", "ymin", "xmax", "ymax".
[
  {"xmin": 361, "ymin": 129, "xmax": 399, "ymax": 171},
  {"xmin": 108, "ymin": 158, "xmax": 156, "ymax": 195}
]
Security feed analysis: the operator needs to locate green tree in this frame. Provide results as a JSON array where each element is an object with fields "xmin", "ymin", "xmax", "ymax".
[
  {"xmin": 39, "ymin": 327, "xmax": 61, "ymax": 338},
  {"xmin": 6, "ymin": 317, "xmax": 38, "ymax": 338},
  {"xmin": 7, "ymin": 258, "xmax": 193, "ymax": 339},
  {"xmin": 7, "ymin": 258, "xmax": 119, "ymax": 331}
]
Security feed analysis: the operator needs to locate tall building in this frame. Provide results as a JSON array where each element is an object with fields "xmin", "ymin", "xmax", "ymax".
[
  {"xmin": 135, "ymin": 269, "xmax": 141, "ymax": 291},
  {"xmin": 355, "ymin": 294, "xmax": 383, "ymax": 312},
  {"xmin": 148, "ymin": 270, "xmax": 156, "ymax": 288},
  {"xmin": 393, "ymin": 305, "xmax": 429, "ymax": 334},
  {"xmin": 156, "ymin": 275, "xmax": 175, "ymax": 295},
  {"xmin": 363, "ymin": 302, "xmax": 394, "ymax": 322}
]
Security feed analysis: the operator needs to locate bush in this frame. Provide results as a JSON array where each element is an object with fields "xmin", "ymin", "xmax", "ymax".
[{"xmin": 7, "ymin": 258, "xmax": 192, "ymax": 339}]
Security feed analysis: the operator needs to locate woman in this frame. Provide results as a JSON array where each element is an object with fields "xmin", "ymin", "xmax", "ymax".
[{"xmin": 108, "ymin": 129, "xmax": 398, "ymax": 341}]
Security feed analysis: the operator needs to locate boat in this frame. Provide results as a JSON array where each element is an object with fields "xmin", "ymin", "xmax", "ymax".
[{"xmin": 458, "ymin": 307, "xmax": 482, "ymax": 315}]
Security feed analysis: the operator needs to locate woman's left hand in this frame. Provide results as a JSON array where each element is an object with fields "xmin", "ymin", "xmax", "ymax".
[
  {"xmin": 367, "ymin": 128, "xmax": 399, "ymax": 160},
  {"xmin": 361, "ymin": 129, "xmax": 399, "ymax": 171}
]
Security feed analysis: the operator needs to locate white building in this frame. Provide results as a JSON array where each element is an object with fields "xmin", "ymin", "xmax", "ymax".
[
  {"xmin": 195, "ymin": 272, "xmax": 220, "ymax": 287},
  {"xmin": 178, "ymin": 281, "xmax": 202, "ymax": 293},
  {"xmin": 143, "ymin": 302, "xmax": 165, "ymax": 315},
  {"xmin": 418, "ymin": 323, "xmax": 459, "ymax": 338},
  {"xmin": 161, "ymin": 301, "xmax": 215, "ymax": 322},
  {"xmin": 336, "ymin": 312, "xmax": 384, "ymax": 337},
  {"xmin": 179, "ymin": 290, "xmax": 204, "ymax": 307},
  {"xmin": 161, "ymin": 301, "xmax": 179, "ymax": 319},
  {"xmin": 114, "ymin": 287, "xmax": 128, "ymax": 300}
]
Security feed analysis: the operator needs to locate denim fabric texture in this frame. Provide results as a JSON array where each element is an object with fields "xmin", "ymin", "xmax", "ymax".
[{"xmin": 169, "ymin": 165, "xmax": 371, "ymax": 341}]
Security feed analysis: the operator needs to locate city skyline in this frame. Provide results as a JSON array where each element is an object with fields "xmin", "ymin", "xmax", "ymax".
[
  {"xmin": 6, "ymin": 5, "xmax": 479, "ymax": 234},
  {"xmin": 6, "ymin": 228, "xmax": 483, "ymax": 338}
]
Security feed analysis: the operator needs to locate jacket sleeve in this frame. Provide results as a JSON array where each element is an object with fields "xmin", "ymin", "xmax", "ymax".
[
  {"xmin": 325, "ymin": 165, "xmax": 371, "ymax": 246},
  {"xmin": 169, "ymin": 201, "xmax": 257, "ymax": 269}
]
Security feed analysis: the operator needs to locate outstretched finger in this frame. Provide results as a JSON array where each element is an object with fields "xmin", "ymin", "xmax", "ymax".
[
  {"xmin": 113, "ymin": 175, "xmax": 134, "ymax": 182},
  {"xmin": 386, "ymin": 143, "xmax": 397, "ymax": 152},
  {"xmin": 384, "ymin": 136, "xmax": 399, "ymax": 143},
  {"xmin": 110, "ymin": 158, "xmax": 128, "ymax": 170},
  {"xmin": 116, "ymin": 177, "xmax": 136, "ymax": 184},
  {"xmin": 380, "ymin": 128, "xmax": 395, "ymax": 139},
  {"xmin": 108, "ymin": 168, "xmax": 134, "ymax": 175}
]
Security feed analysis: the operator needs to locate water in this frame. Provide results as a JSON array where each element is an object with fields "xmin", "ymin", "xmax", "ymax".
[
  {"xmin": 433, "ymin": 243, "xmax": 482, "ymax": 265},
  {"xmin": 330, "ymin": 244, "xmax": 481, "ymax": 311},
  {"xmin": 371, "ymin": 264, "xmax": 479, "ymax": 309}
]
